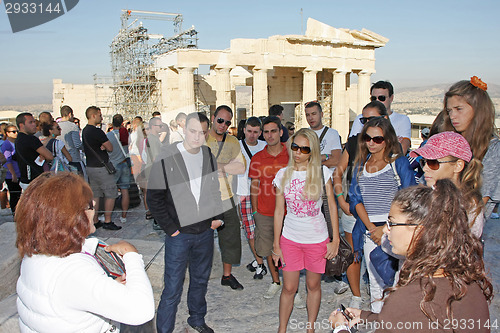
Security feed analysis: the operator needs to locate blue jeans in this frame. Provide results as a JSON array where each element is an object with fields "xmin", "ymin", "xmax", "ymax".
[{"xmin": 156, "ymin": 228, "xmax": 214, "ymax": 333}]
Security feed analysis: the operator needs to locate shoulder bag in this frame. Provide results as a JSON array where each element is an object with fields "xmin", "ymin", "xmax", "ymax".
[
  {"xmin": 83, "ymin": 132, "xmax": 116, "ymax": 175},
  {"xmin": 321, "ymin": 168, "xmax": 354, "ymax": 276}
]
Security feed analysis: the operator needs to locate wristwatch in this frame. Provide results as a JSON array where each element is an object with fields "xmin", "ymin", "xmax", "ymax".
[{"xmin": 219, "ymin": 220, "xmax": 224, "ymax": 226}]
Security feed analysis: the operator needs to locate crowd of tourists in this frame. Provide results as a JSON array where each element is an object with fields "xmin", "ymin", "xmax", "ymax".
[{"xmin": 10, "ymin": 77, "xmax": 497, "ymax": 332}]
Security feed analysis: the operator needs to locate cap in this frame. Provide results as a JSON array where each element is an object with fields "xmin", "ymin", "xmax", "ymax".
[
  {"xmin": 421, "ymin": 127, "xmax": 430, "ymax": 138},
  {"xmin": 410, "ymin": 131, "xmax": 472, "ymax": 162}
]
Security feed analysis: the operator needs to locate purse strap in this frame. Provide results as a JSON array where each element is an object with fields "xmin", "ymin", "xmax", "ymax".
[
  {"xmin": 320, "ymin": 168, "xmax": 333, "ymax": 239},
  {"xmin": 83, "ymin": 129, "xmax": 107, "ymax": 167}
]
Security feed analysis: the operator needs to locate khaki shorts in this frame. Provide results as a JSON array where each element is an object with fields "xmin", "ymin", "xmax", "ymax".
[
  {"xmin": 254, "ymin": 212, "xmax": 275, "ymax": 257},
  {"xmin": 87, "ymin": 167, "xmax": 118, "ymax": 199}
]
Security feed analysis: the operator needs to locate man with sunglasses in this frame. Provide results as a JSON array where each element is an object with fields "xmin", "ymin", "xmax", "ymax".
[
  {"xmin": 207, "ymin": 105, "xmax": 246, "ymax": 290},
  {"xmin": 249, "ymin": 116, "xmax": 290, "ymax": 300},
  {"xmin": 304, "ymin": 101, "xmax": 342, "ymax": 170},
  {"xmin": 349, "ymin": 81, "xmax": 411, "ymax": 154}
]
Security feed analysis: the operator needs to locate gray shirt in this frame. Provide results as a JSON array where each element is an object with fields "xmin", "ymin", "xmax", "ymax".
[
  {"xmin": 106, "ymin": 129, "xmax": 129, "ymax": 167},
  {"xmin": 481, "ymin": 137, "xmax": 500, "ymax": 218},
  {"xmin": 59, "ymin": 120, "xmax": 82, "ymax": 162}
]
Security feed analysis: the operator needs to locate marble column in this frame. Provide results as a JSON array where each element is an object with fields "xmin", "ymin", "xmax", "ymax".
[
  {"xmin": 215, "ymin": 67, "xmax": 232, "ymax": 108},
  {"xmin": 177, "ymin": 66, "xmax": 196, "ymax": 113},
  {"xmin": 301, "ymin": 68, "xmax": 319, "ymax": 128},
  {"xmin": 357, "ymin": 71, "xmax": 372, "ymax": 114},
  {"xmin": 332, "ymin": 70, "xmax": 348, "ymax": 141},
  {"xmin": 252, "ymin": 68, "xmax": 269, "ymax": 117}
]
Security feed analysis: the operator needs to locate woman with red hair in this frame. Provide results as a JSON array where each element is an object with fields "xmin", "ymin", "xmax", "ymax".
[{"xmin": 16, "ymin": 172, "xmax": 154, "ymax": 332}]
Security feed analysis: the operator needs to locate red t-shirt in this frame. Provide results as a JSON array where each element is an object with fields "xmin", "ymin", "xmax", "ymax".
[{"xmin": 248, "ymin": 143, "xmax": 289, "ymax": 216}]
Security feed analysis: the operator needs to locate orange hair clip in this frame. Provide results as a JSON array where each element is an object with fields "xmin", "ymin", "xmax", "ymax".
[{"xmin": 470, "ymin": 76, "xmax": 487, "ymax": 91}]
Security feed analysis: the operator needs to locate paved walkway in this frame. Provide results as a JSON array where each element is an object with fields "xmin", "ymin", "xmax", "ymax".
[{"xmin": 1, "ymin": 203, "xmax": 499, "ymax": 332}]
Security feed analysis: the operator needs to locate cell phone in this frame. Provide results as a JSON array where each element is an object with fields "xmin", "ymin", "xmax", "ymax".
[
  {"xmin": 277, "ymin": 259, "xmax": 286, "ymax": 270},
  {"xmin": 340, "ymin": 304, "xmax": 353, "ymax": 321}
]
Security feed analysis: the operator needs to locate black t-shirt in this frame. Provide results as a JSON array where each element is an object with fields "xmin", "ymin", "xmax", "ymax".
[
  {"xmin": 15, "ymin": 132, "xmax": 44, "ymax": 183},
  {"xmin": 82, "ymin": 125, "xmax": 110, "ymax": 167}
]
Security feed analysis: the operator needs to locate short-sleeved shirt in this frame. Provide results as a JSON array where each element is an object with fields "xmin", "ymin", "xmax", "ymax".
[
  {"xmin": 206, "ymin": 133, "xmax": 246, "ymax": 201},
  {"xmin": 349, "ymin": 111, "xmax": 411, "ymax": 140},
  {"xmin": 15, "ymin": 132, "xmax": 44, "ymax": 183},
  {"xmin": 312, "ymin": 126, "xmax": 342, "ymax": 155},
  {"xmin": 248, "ymin": 143, "xmax": 289, "ymax": 216},
  {"xmin": 58, "ymin": 120, "xmax": 82, "ymax": 162},
  {"xmin": 273, "ymin": 166, "xmax": 332, "ymax": 244},
  {"xmin": 106, "ymin": 129, "xmax": 129, "ymax": 167},
  {"xmin": 82, "ymin": 125, "xmax": 110, "ymax": 167},
  {"xmin": 1, "ymin": 140, "xmax": 20, "ymax": 179},
  {"xmin": 237, "ymin": 139, "xmax": 266, "ymax": 196}
]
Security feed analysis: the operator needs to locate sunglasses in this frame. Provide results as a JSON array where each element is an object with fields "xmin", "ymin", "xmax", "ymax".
[
  {"xmin": 386, "ymin": 220, "xmax": 419, "ymax": 231},
  {"xmin": 87, "ymin": 200, "xmax": 95, "ymax": 210},
  {"xmin": 360, "ymin": 116, "xmax": 383, "ymax": 124},
  {"xmin": 370, "ymin": 95, "xmax": 387, "ymax": 102},
  {"xmin": 419, "ymin": 158, "xmax": 456, "ymax": 170},
  {"xmin": 289, "ymin": 127, "xmax": 295, "ymax": 131},
  {"xmin": 216, "ymin": 118, "xmax": 231, "ymax": 126},
  {"xmin": 291, "ymin": 142, "xmax": 311, "ymax": 154},
  {"xmin": 7, "ymin": 130, "xmax": 18, "ymax": 133},
  {"xmin": 362, "ymin": 133, "xmax": 385, "ymax": 144}
]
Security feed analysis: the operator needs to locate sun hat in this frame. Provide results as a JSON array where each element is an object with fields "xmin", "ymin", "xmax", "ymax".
[{"xmin": 410, "ymin": 131, "xmax": 472, "ymax": 162}]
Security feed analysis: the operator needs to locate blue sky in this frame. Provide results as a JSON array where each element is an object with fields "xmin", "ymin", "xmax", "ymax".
[{"xmin": 0, "ymin": 0, "xmax": 498, "ymax": 104}]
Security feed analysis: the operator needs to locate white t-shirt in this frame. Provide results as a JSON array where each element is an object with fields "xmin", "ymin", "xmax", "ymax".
[
  {"xmin": 312, "ymin": 126, "xmax": 342, "ymax": 155},
  {"xmin": 273, "ymin": 165, "xmax": 333, "ymax": 244},
  {"xmin": 236, "ymin": 139, "xmax": 266, "ymax": 196},
  {"xmin": 349, "ymin": 111, "xmax": 411, "ymax": 140},
  {"xmin": 178, "ymin": 142, "xmax": 203, "ymax": 205}
]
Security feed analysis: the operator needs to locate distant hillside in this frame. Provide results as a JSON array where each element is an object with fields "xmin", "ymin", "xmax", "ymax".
[
  {"xmin": 0, "ymin": 104, "xmax": 52, "ymax": 115},
  {"xmin": 393, "ymin": 84, "xmax": 500, "ymax": 117}
]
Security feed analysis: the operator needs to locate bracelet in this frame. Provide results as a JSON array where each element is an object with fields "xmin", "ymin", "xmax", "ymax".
[
  {"xmin": 251, "ymin": 211, "xmax": 257, "ymax": 216},
  {"xmin": 335, "ymin": 192, "xmax": 344, "ymax": 198},
  {"xmin": 271, "ymin": 249, "xmax": 281, "ymax": 256},
  {"xmin": 324, "ymin": 154, "xmax": 329, "ymax": 160}
]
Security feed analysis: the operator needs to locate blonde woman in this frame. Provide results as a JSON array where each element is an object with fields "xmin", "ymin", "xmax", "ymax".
[{"xmin": 272, "ymin": 128, "xmax": 340, "ymax": 333}]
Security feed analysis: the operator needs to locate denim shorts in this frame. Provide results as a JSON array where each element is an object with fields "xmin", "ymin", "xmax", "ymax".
[{"xmin": 114, "ymin": 161, "xmax": 132, "ymax": 189}]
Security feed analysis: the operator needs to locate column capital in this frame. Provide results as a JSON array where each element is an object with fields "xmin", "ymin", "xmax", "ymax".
[
  {"xmin": 176, "ymin": 66, "xmax": 196, "ymax": 73},
  {"xmin": 214, "ymin": 66, "xmax": 232, "ymax": 72},
  {"xmin": 333, "ymin": 69, "xmax": 348, "ymax": 75},
  {"xmin": 252, "ymin": 67, "xmax": 271, "ymax": 73},
  {"xmin": 303, "ymin": 67, "xmax": 320, "ymax": 74},
  {"xmin": 358, "ymin": 70, "xmax": 375, "ymax": 76}
]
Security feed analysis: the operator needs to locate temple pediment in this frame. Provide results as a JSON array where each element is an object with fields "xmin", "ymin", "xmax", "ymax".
[{"xmin": 285, "ymin": 18, "xmax": 388, "ymax": 48}]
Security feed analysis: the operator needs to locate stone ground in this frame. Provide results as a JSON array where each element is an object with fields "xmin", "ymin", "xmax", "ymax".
[{"xmin": 1, "ymin": 202, "xmax": 499, "ymax": 333}]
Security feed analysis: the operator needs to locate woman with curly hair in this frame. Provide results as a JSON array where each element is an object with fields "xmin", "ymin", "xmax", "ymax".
[
  {"xmin": 348, "ymin": 117, "xmax": 416, "ymax": 312},
  {"xmin": 272, "ymin": 128, "xmax": 340, "ymax": 333},
  {"xmin": 433, "ymin": 77, "xmax": 499, "ymax": 218},
  {"xmin": 330, "ymin": 179, "xmax": 493, "ymax": 332}
]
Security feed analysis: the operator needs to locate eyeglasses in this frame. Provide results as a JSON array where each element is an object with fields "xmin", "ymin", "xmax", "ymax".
[
  {"xmin": 362, "ymin": 133, "xmax": 385, "ymax": 144},
  {"xmin": 370, "ymin": 95, "xmax": 387, "ymax": 102},
  {"xmin": 86, "ymin": 200, "xmax": 95, "ymax": 210},
  {"xmin": 6, "ymin": 130, "xmax": 18, "ymax": 133},
  {"xmin": 216, "ymin": 118, "xmax": 231, "ymax": 126},
  {"xmin": 386, "ymin": 220, "xmax": 419, "ymax": 231},
  {"xmin": 360, "ymin": 116, "xmax": 383, "ymax": 124},
  {"xmin": 419, "ymin": 158, "xmax": 456, "ymax": 170},
  {"xmin": 291, "ymin": 142, "xmax": 311, "ymax": 154}
]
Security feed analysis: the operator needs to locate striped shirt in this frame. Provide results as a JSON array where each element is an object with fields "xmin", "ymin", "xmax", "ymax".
[{"xmin": 359, "ymin": 163, "xmax": 399, "ymax": 223}]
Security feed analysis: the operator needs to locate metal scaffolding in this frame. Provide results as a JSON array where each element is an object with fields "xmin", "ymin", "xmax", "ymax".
[{"xmin": 110, "ymin": 10, "xmax": 198, "ymax": 119}]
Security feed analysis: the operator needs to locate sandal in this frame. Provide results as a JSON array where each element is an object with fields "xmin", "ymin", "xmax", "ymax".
[{"xmin": 145, "ymin": 211, "xmax": 153, "ymax": 220}]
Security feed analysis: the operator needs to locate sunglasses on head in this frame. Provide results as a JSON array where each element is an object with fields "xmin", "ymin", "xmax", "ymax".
[
  {"xmin": 419, "ymin": 158, "xmax": 456, "ymax": 170},
  {"xmin": 291, "ymin": 142, "xmax": 311, "ymax": 154},
  {"xmin": 370, "ymin": 95, "xmax": 387, "ymax": 102},
  {"xmin": 362, "ymin": 133, "xmax": 385, "ymax": 144},
  {"xmin": 360, "ymin": 116, "xmax": 383, "ymax": 124},
  {"xmin": 216, "ymin": 118, "xmax": 231, "ymax": 126}
]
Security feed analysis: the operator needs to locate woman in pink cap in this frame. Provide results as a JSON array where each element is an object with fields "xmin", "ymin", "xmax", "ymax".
[
  {"xmin": 410, "ymin": 131, "xmax": 484, "ymax": 237},
  {"xmin": 433, "ymin": 77, "xmax": 499, "ymax": 219}
]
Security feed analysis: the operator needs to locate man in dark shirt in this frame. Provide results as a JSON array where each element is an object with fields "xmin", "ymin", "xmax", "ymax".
[
  {"xmin": 269, "ymin": 104, "xmax": 289, "ymax": 143},
  {"xmin": 82, "ymin": 106, "xmax": 121, "ymax": 230},
  {"xmin": 147, "ymin": 112, "xmax": 223, "ymax": 333},
  {"xmin": 15, "ymin": 113, "xmax": 53, "ymax": 189}
]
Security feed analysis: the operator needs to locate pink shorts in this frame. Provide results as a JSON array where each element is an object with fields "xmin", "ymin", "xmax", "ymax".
[{"xmin": 280, "ymin": 236, "xmax": 328, "ymax": 274}]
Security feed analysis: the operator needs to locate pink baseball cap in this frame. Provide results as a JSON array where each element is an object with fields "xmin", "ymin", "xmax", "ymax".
[{"xmin": 410, "ymin": 131, "xmax": 472, "ymax": 162}]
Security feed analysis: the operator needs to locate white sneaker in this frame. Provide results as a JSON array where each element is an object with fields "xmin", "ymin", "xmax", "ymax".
[
  {"xmin": 98, "ymin": 215, "xmax": 105, "ymax": 222},
  {"xmin": 263, "ymin": 282, "xmax": 282, "ymax": 299},
  {"xmin": 294, "ymin": 292, "xmax": 306, "ymax": 309},
  {"xmin": 349, "ymin": 296, "xmax": 362, "ymax": 309},
  {"xmin": 120, "ymin": 216, "xmax": 127, "ymax": 223},
  {"xmin": 333, "ymin": 280, "xmax": 349, "ymax": 294},
  {"xmin": 491, "ymin": 212, "xmax": 500, "ymax": 219}
]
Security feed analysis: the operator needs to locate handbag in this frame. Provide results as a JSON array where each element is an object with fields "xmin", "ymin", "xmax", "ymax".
[
  {"xmin": 48, "ymin": 139, "xmax": 79, "ymax": 174},
  {"xmin": 369, "ymin": 245, "xmax": 399, "ymax": 286},
  {"xmin": 321, "ymin": 170, "xmax": 354, "ymax": 276}
]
